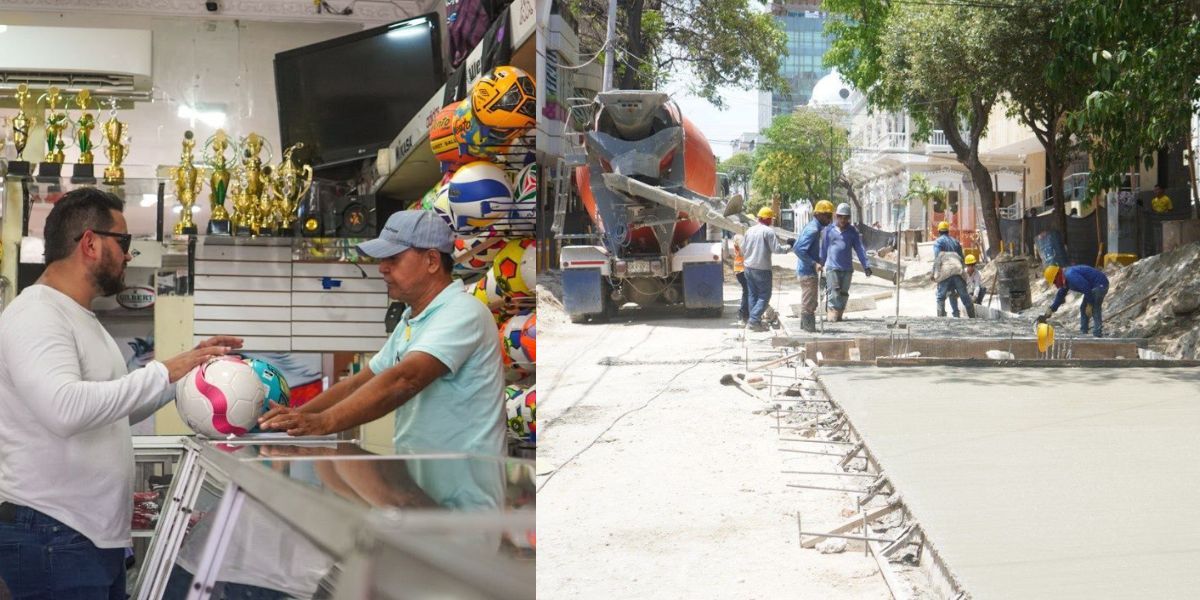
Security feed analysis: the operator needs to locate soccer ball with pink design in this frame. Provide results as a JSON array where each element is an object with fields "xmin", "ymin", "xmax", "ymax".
[{"xmin": 175, "ymin": 357, "xmax": 267, "ymax": 438}]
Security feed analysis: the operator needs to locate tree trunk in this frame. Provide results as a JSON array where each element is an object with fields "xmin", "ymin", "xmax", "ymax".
[
  {"xmin": 618, "ymin": 0, "xmax": 646, "ymax": 90},
  {"xmin": 1047, "ymin": 131, "xmax": 1069, "ymax": 246},
  {"xmin": 840, "ymin": 177, "xmax": 863, "ymax": 224},
  {"xmin": 937, "ymin": 98, "xmax": 1002, "ymax": 258}
]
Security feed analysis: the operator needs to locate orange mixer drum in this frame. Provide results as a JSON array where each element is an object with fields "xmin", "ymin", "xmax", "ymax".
[{"xmin": 577, "ymin": 110, "xmax": 716, "ymax": 253}]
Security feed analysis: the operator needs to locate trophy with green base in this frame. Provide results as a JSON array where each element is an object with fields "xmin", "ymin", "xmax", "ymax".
[
  {"xmin": 71, "ymin": 89, "xmax": 98, "ymax": 182},
  {"xmin": 204, "ymin": 129, "xmax": 233, "ymax": 235}
]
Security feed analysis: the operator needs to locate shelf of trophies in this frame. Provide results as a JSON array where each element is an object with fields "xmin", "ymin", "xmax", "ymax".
[{"xmin": 371, "ymin": 0, "xmax": 536, "ymax": 200}]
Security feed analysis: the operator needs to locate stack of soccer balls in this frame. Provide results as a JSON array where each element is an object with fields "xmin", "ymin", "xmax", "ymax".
[{"xmin": 176, "ymin": 356, "xmax": 290, "ymax": 438}]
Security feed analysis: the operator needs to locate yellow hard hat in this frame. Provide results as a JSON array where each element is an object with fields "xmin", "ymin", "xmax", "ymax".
[
  {"xmin": 813, "ymin": 200, "xmax": 835, "ymax": 214},
  {"xmin": 937, "ymin": 221, "xmax": 950, "ymax": 232},
  {"xmin": 1043, "ymin": 265, "xmax": 1061, "ymax": 286},
  {"xmin": 1037, "ymin": 322, "xmax": 1055, "ymax": 353},
  {"xmin": 757, "ymin": 207, "xmax": 775, "ymax": 219},
  {"xmin": 964, "ymin": 254, "xmax": 977, "ymax": 265}
]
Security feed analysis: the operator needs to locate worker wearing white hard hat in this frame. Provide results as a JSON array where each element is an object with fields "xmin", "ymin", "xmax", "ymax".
[{"xmin": 817, "ymin": 203, "xmax": 871, "ymax": 322}]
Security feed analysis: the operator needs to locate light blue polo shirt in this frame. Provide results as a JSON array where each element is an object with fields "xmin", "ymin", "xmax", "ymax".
[{"xmin": 368, "ymin": 281, "xmax": 506, "ymax": 457}]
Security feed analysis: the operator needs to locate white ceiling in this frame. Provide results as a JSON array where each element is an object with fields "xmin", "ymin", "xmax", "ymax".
[{"xmin": 0, "ymin": 0, "xmax": 439, "ymax": 26}]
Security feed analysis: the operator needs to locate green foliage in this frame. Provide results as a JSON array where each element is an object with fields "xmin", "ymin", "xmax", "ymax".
[
  {"xmin": 566, "ymin": 0, "xmax": 788, "ymax": 108},
  {"xmin": 718, "ymin": 151, "xmax": 756, "ymax": 198},
  {"xmin": 1057, "ymin": 0, "xmax": 1200, "ymax": 195},
  {"xmin": 903, "ymin": 173, "xmax": 947, "ymax": 209},
  {"xmin": 750, "ymin": 107, "xmax": 849, "ymax": 207}
]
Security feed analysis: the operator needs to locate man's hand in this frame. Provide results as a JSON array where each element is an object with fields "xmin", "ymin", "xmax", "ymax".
[
  {"xmin": 162, "ymin": 346, "xmax": 232, "ymax": 383},
  {"xmin": 259, "ymin": 403, "xmax": 335, "ymax": 436},
  {"xmin": 196, "ymin": 336, "xmax": 244, "ymax": 351},
  {"xmin": 815, "ymin": 264, "xmax": 823, "ymax": 274},
  {"xmin": 864, "ymin": 268, "xmax": 873, "ymax": 278}
]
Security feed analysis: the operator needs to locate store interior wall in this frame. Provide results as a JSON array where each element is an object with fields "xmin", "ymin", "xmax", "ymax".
[{"xmin": 1, "ymin": 12, "xmax": 362, "ymax": 172}]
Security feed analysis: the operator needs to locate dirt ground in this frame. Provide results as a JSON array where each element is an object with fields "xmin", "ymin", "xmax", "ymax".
[{"xmin": 537, "ymin": 273, "xmax": 890, "ymax": 599}]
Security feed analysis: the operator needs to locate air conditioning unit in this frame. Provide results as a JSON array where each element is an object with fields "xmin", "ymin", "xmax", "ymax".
[{"xmin": 0, "ymin": 25, "xmax": 152, "ymax": 101}]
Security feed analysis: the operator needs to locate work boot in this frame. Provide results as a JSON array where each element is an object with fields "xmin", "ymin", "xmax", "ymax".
[
  {"xmin": 827, "ymin": 308, "xmax": 840, "ymax": 323},
  {"xmin": 835, "ymin": 308, "xmax": 845, "ymax": 322},
  {"xmin": 936, "ymin": 305, "xmax": 946, "ymax": 318},
  {"xmin": 748, "ymin": 321, "xmax": 769, "ymax": 332},
  {"xmin": 801, "ymin": 313, "xmax": 816, "ymax": 332}
]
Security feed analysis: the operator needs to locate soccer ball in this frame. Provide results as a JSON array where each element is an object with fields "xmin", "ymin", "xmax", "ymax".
[
  {"xmin": 452, "ymin": 101, "xmax": 510, "ymax": 159},
  {"xmin": 519, "ymin": 313, "xmax": 536, "ymax": 363},
  {"xmin": 493, "ymin": 238, "xmax": 535, "ymax": 296},
  {"xmin": 505, "ymin": 384, "xmax": 536, "ymax": 442},
  {"xmin": 454, "ymin": 236, "xmax": 504, "ymax": 272},
  {"xmin": 432, "ymin": 181, "xmax": 453, "ymax": 226},
  {"xmin": 472, "ymin": 66, "xmax": 537, "ymax": 131},
  {"xmin": 448, "ymin": 161, "xmax": 511, "ymax": 232},
  {"xmin": 511, "ymin": 162, "xmax": 537, "ymax": 226},
  {"xmin": 245, "ymin": 357, "xmax": 290, "ymax": 411},
  {"xmin": 500, "ymin": 312, "xmax": 534, "ymax": 370},
  {"xmin": 176, "ymin": 357, "xmax": 267, "ymax": 438}
]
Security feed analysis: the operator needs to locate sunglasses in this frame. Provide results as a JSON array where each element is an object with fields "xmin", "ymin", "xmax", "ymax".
[{"xmin": 75, "ymin": 230, "xmax": 133, "ymax": 254}]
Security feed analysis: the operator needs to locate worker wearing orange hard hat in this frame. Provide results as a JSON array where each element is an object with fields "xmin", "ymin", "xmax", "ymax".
[{"xmin": 1040, "ymin": 264, "xmax": 1109, "ymax": 337}]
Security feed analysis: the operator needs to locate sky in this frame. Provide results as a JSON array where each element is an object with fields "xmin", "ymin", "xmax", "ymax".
[{"xmin": 663, "ymin": 83, "xmax": 763, "ymax": 163}]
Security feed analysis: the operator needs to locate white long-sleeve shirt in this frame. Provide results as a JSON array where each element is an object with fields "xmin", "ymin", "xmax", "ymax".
[
  {"xmin": 742, "ymin": 223, "xmax": 789, "ymax": 270},
  {"xmin": 0, "ymin": 284, "xmax": 173, "ymax": 548}
]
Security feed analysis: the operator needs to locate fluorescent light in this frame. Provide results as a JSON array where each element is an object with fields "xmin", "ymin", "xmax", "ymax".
[
  {"xmin": 171, "ymin": 205, "xmax": 200, "ymax": 214},
  {"xmin": 177, "ymin": 104, "xmax": 226, "ymax": 128}
]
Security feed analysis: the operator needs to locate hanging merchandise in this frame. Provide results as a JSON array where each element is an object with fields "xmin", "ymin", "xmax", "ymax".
[
  {"xmin": 499, "ymin": 312, "xmax": 534, "ymax": 371},
  {"xmin": 447, "ymin": 160, "xmax": 511, "ymax": 233},
  {"xmin": 429, "ymin": 101, "xmax": 475, "ymax": 173},
  {"xmin": 511, "ymin": 162, "xmax": 537, "ymax": 226},
  {"xmin": 453, "ymin": 100, "xmax": 513, "ymax": 160},
  {"xmin": 454, "ymin": 236, "xmax": 506, "ymax": 272},
  {"xmin": 471, "ymin": 66, "xmax": 537, "ymax": 132},
  {"xmin": 504, "ymin": 384, "xmax": 536, "ymax": 444},
  {"xmin": 492, "ymin": 238, "xmax": 535, "ymax": 296}
]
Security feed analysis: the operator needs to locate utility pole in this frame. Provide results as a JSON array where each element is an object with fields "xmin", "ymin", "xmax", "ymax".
[{"xmin": 602, "ymin": 0, "xmax": 618, "ymax": 92}]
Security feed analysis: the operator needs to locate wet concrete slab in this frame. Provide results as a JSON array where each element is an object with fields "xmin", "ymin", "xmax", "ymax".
[{"xmin": 820, "ymin": 367, "xmax": 1200, "ymax": 600}]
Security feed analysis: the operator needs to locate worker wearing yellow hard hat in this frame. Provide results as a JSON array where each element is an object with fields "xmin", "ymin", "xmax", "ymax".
[
  {"xmin": 793, "ymin": 200, "xmax": 836, "ymax": 332},
  {"xmin": 1040, "ymin": 263, "xmax": 1110, "ymax": 337},
  {"xmin": 819, "ymin": 203, "xmax": 872, "ymax": 323},
  {"xmin": 931, "ymin": 220, "xmax": 975, "ymax": 318},
  {"xmin": 963, "ymin": 253, "xmax": 986, "ymax": 305},
  {"xmin": 742, "ymin": 205, "xmax": 792, "ymax": 332}
]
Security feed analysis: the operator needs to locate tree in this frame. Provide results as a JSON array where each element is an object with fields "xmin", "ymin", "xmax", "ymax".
[
  {"xmin": 718, "ymin": 151, "xmax": 756, "ymax": 201},
  {"xmin": 750, "ymin": 107, "xmax": 851, "ymax": 214},
  {"xmin": 566, "ymin": 0, "xmax": 787, "ymax": 108},
  {"xmin": 1058, "ymin": 0, "xmax": 1200, "ymax": 198},
  {"xmin": 825, "ymin": 0, "xmax": 1007, "ymax": 256}
]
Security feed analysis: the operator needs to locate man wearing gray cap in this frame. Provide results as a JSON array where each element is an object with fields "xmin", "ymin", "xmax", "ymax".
[{"xmin": 260, "ymin": 210, "xmax": 506, "ymax": 458}]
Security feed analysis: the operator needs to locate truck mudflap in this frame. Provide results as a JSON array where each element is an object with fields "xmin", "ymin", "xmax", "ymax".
[
  {"xmin": 682, "ymin": 262, "xmax": 723, "ymax": 310},
  {"xmin": 562, "ymin": 268, "xmax": 605, "ymax": 320}
]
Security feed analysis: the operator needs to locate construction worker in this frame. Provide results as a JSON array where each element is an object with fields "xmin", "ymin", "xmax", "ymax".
[
  {"xmin": 743, "ymin": 206, "xmax": 791, "ymax": 332},
  {"xmin": 732, "ymin": 234, "xmax": 749, "ymax": 324},
  {"xmin": 817, "ymin": 203, "xmax": 870, "ymax": 322},
  {"xmin": 793, "ymin": 200, "xmax": 835, "ymax": 332},
  {"xmin": 1042, "ymin": 264, "xmax": 1110, "ymax": 337},
  {"xmin": 931, "ymin": 221, "xmax": 975, "ymax": 318},
  {"xmin": 964, "ymin": 254, "xmax": 986, "ymax": 304}
]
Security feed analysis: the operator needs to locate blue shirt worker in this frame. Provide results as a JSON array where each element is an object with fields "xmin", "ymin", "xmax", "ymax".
[
  {"xmin": 260, "ymin": 210, "xmax": 506, "ymax": 457},
  {"xmin": 931, "ymin": 221, "xmax": 975, "ymax": 318},
  {"xmin": 793, "ymin": 200, "xmax": 834, "ymax": 332},
  {"xmin": 742, "ymin": 206, "xmax": 791, "ymax": 332},
  {"xmin": 818, "ymin": 203, "xmax": 871, "ymax": 322},
  {"xmin": 1042, "ymin": 264, "xmax": 1110, "ymax": 337}
]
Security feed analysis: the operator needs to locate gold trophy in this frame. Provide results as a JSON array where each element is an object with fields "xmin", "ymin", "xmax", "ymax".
[
  {"xmin": 9, "ymin": 83, "xmax": 33, "ymax": 177},
  {"xmin": 38, "ymin": 87, "xmax": 69, "ymax": 164},
  {"xmin": 238, "ymin": 133, "xmax": 272, "ymax": 236},
  {"xmin": 171, "ymin": 131, "xmax": 203, "ymax": 235},
  {"xmin": 72, "ymin": 89, "xmax": 98, "ymax": 181},
  {"xmin": 203, "ymin": 129, "xmax": 233, "ymax": 235},
  {"xmin": 268, "ymin": 143, "xmax": 313, "ymax": 236},
  {"xmin": 102, "ymin": 98, "xmax": 127, "ymax": 186}
]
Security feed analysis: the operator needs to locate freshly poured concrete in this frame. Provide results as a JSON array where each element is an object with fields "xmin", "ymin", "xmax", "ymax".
[{"xmin": 820, "ymin": 367, "xmax": 1200, "ymax": 599}]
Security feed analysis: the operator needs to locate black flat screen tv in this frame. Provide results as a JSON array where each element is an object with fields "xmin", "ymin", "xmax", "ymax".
[{"xmin": 275, "ymin": 14, "xmax": 444, "ymax": 169}]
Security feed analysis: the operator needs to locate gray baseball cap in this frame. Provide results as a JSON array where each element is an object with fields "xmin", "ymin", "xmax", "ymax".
[{"xmin": 357, "ymin": 210, "xmax": 455, "ymax": 258}]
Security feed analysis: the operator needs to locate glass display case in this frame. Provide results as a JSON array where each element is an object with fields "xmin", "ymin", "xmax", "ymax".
[{"xmin": 134, "ymin": 437, "xmax": 534, "ymax": 599}]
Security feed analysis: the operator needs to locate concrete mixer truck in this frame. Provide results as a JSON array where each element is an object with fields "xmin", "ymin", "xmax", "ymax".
[{"xmin": 558, "ymin": 91, "xmax": 765, "ymax": 323}]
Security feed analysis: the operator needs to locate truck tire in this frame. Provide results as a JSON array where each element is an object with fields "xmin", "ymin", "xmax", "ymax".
[{"xmin": 687, "ymin": 307, "xmax": 723, "ymax": 319}]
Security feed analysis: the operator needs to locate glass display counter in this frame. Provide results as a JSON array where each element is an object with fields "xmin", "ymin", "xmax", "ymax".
[{"xmin": 134, "ymin": 436, "xmax": 534, "ymax": 599}]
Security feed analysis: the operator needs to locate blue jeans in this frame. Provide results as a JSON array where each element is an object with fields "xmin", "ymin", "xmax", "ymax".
[
  {"xmin": 743, "ymin": 267, "xmax": 773, "ymax": 325},
  {"xmin": 937, "ymin": 276, "xmax": 974, "ymax": 318},
  {"xmin": 735, "ymin": 271, "xmax": 749, "ymax": 322},
  {"xmin": 0, "ymin": 503, "xmax": 125, "ymax": 600},
  {"xmin": 825, "ymin": 269, "xmax": 853, "ymax": 310},
  {"xmin": 1082, "ymin": 285, "xmax": 1108, "ymax": 337}
]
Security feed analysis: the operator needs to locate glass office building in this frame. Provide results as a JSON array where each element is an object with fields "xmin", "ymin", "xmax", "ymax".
[{"xmin": 763, "ymin": 3, "xmax": 833, "ymax": 126}]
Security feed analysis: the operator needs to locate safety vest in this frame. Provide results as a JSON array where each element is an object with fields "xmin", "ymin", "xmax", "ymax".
[{"xmin": 733, "ymin": 246, "xmax": 745, "ymax": 273}]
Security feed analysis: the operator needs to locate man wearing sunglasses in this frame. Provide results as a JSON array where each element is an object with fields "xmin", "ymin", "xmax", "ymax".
[{"xmin": 0, "ymin": 187, "xmax": 241, "ymax": 597}]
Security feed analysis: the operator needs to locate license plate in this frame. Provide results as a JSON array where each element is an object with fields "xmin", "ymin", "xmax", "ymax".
[{"xmin": 628, "ymin": 260, "xmax": 653, "ymax": 274}]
